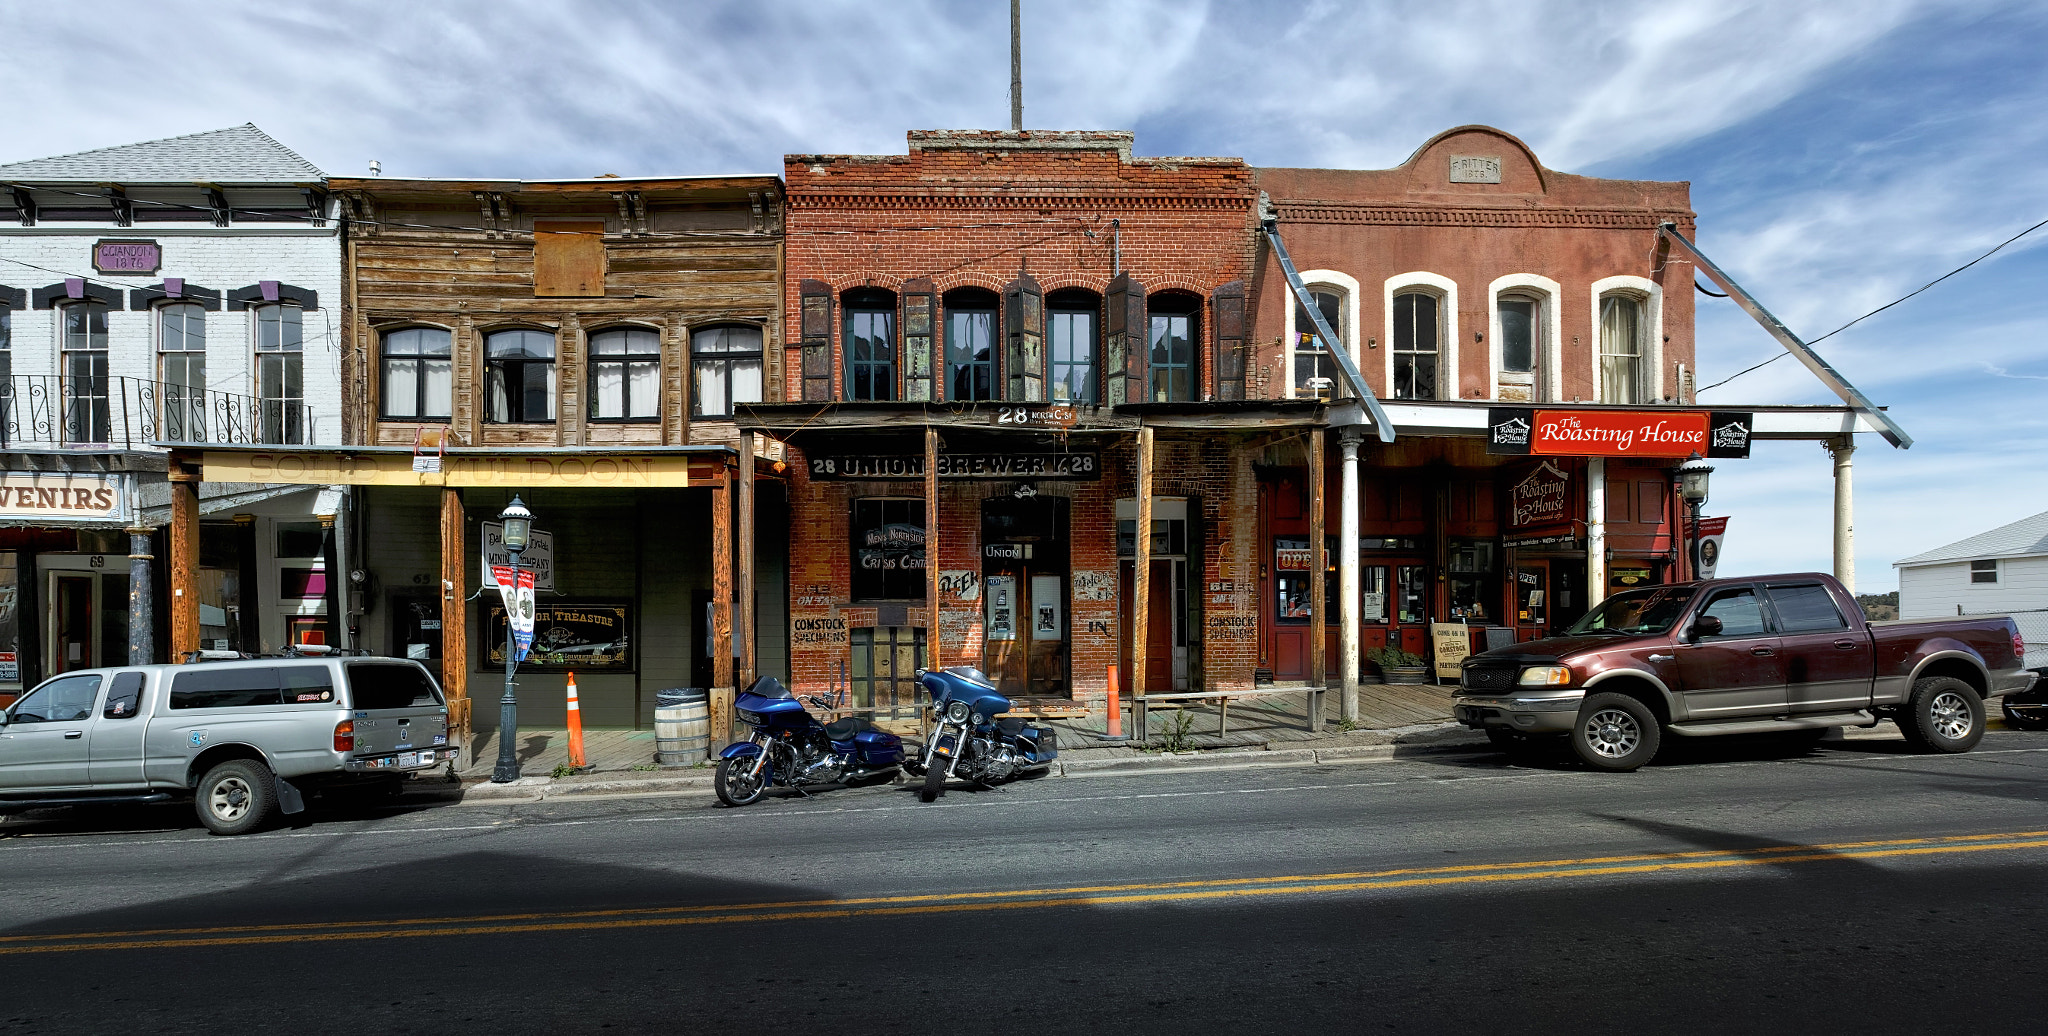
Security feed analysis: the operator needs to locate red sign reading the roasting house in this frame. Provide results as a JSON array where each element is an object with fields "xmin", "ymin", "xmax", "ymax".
[{"xmin": 1529, "ymin": 410, "xmax": 1708, "ymax": 457}]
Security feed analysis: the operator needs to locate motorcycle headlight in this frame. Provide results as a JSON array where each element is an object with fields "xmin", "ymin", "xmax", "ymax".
[
  {"xmin": 1517, "ymin": 665, "xmax": 1573, "ymax": 687},
  {"xmin": 946, "ymin": 700, "xmax": 971, "ymax": 723}
]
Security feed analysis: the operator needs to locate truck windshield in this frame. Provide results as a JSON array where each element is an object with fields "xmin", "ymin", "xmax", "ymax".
[{"xmin": 1566, "ymin": 586, "xmax": 1696, "ymax": 636}]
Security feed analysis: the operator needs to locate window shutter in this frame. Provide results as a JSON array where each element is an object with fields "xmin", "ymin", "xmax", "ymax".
[
  {"xmin": 901, "ymin": 278, "xmax": 937, "ymax": 402},
  {"xmin": 1004, "ymin": 272, "xmax": 1045, "ymax": 402},
  {"xmin": 799, "ymin": 279, "xmax": 835, "ymax": 401},
  {"xmin": 1212, "ymin": 280, "xmax": 1247, "ymax": 401},
  {"xmin": 1104, "ymin": 273, "xmax": 1146, "ymax": 406}
]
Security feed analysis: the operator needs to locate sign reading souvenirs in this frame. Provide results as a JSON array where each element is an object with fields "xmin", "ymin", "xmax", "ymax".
[
  {"xmin": 1486, "ymin": 409, "xmax": 1754, "ymax": 459},
  {"xmin": 92, "ymin": 239, "xmax": 161, "ymax": 274},
  {"xmin": 0, "ymin": 473, "xmax": 129, "ymax": 521},
  {"xmin": 486, "ymin": 603, "xmax": 631, "ymax": 671},
  {"xmin": 807, "ymin": 452, "xmax": 1101, "ymax": 481}
]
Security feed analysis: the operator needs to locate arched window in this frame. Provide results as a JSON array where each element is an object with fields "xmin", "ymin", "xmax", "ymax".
[
  {"xmin": 843, "ymin": 289, "xmax": 897, "ymax": 402},
  {"xmin": 380, "ymin": 327, "xmax": 452, "ymax": 421},
  {"xmin": 1047, "ymin": 288, "xmax": 1099, "ymax": 404},
  {"xmin": 589, "ymin": 327, "xmax": 661, "ymax": 422},
  {"xmin": 61, "ymin": 300, "xmax": 111, "ymax": 442},
  {"xmin": 1147, "ymin": 292, "xmax": 1201, "ymax": 402},
  {"xmin": 691, "ymin": 324, "xmax": 763, "ymax": 418},
  {"xmin": 484, "ymin": 329, "xmax": 556, "ymax": 424},
  {"xmin": 254, "ymin": 303, "xmax": 304, "ymax": 443},
  {"xmin": 1498, "ymin": 290, "xmax": 1546, "ymax": 401},
  {"xmin": 1391, "ymin": 291, "xmax": 1439, "ymax": 400},
  {"xmin": 1599, "ymin": 294, "xmax": 1646, "ymax": 404},
  {"xmin": 159, "ymin": 302, "xmax": 208, "ymax": 441},
  {"xmin": 1292, "ymin": 288, "xmax": 1343, "ymax": 398},
  {"xmin": 944, "ymin": 287, "xmax": 999, "ymax": 402}
]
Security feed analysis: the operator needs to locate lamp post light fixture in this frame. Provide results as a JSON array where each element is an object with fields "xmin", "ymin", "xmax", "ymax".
[
  {"xmin": 1677, "ymin": 453, "xmax": 1714, "ymax": 580},
  {"xmin": 491, "ymin": 495, "xmax": 535, "ymax": 784}
]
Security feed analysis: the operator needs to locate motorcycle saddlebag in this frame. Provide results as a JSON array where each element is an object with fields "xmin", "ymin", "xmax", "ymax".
[
  {"xmin": 1017, "ymin": 725, "xmax": 1059, "ymax": 763},
  {"xmin": 853, "ymin": 727, "xmax": 904, "ymax": 767}
]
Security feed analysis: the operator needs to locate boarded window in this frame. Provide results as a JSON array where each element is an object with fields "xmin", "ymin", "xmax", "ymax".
[{"xmin": 533, "ymin": 221, "xmax": 606, "ymax": 298}]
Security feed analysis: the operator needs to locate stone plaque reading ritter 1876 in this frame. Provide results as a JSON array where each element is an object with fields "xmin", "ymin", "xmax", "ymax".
[{"xmin": 1448, "ymin": 155, "xmax": 1502, "ymax": 184}]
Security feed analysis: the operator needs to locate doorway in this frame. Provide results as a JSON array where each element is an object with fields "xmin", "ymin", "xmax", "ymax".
[
  {"xmin": 980, "ymin": 496, "xmax": 1070, "ymax": 697},
  {"xmin": 1116, "ymin": 498, "xmax": 1189, "ymax": 694},
  {"xmin": 852, "ymin": 626, "xmax": 925, "ymax": 718}
]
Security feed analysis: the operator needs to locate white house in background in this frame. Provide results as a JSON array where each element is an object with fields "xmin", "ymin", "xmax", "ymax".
[
  {"xmin": 1895, "ymin": 510, "xmax": 2048, "ymax": 667},
  {"xmin": 0, "ymin": 124, "xmax": 351, "ymax": 684}
]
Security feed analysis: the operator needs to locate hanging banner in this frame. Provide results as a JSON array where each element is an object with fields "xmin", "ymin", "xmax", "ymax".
[
  {"xmin": 1696, "ymin": 517, "xmax": 1730, "ymax": 579},
  {"xmin": 492, "ymin": 565, "xmax": 537, "ymax": 663}
]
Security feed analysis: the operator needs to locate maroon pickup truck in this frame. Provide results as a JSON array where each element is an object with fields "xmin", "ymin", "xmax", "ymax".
[{"xmin": 1452, "ymin": 573, "xmax": 2035, "ymax": 771}]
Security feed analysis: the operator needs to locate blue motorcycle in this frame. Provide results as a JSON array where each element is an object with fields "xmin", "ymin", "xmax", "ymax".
[
  {"xmin": 714, "ymin": 677, "xmax": 905, "ymax": 807},
  {"xmin": 906, "ymin": 667, "xmax": 1058, "ymax": 802}
]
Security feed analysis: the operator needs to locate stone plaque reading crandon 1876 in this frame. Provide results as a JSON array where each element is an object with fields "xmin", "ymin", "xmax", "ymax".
[{"xmin": 1449, "ymin": 156, "xmax": 1502, "ymax": 184}]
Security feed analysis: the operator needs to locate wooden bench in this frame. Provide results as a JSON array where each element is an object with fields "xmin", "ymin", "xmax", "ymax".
[{"xmin": 1132, "ymin": 687, "xmax": 1326, "ymax": 739}]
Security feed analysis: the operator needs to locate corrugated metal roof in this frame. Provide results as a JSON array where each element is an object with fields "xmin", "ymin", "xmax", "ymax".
[
  {"xmin": 0, "ymin": 124, "xmax": 322, "ymax": 184},
  {"xmin": 1894, "ymin": 509, "xmax": 2048, "ymax": 567}
]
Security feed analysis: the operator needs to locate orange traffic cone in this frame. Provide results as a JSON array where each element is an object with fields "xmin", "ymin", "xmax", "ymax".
[{"xmin": 566, "ymin": 671, "xmax": 588, "ymax": 769}]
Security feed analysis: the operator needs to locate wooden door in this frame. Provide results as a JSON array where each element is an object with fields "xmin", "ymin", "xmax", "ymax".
[{"xmin": 983, "ymin": 571, "xmax": 1026, "ymax": 694}]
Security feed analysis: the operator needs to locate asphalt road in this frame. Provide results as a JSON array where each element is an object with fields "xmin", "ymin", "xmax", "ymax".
[{"xmin": 1, "ymin": 730, "xmax": 2045, "ymax": 1035}]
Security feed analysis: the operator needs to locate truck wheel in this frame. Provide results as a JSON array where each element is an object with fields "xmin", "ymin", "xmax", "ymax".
[
  {"xmin": 1900, "ymin": 677, "xmax": 1984, "ymax": 753},
  {"xmin": 195, "ymin": 759, "xmax": 277, "ymax": 835},
  {"xmin": 2000, "ymin": 695, "xmax": 2048, "ymax": 731},
  {"xmin": 1570, "ymin": 693, "xmax": 1661, "ymax": 772}
]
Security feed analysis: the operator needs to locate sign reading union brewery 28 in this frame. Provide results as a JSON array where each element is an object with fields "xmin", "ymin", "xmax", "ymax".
[
  {"xmin": 1486, "ymin": 408, "xmax": 1752, "ymax": 459},
  {"xmin": 807, "ymin": 452, "xmax": 1101, "ymax": 481}
]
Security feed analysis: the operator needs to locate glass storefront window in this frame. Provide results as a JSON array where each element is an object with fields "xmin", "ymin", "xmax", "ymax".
[
  {"xmin": 1395, "ymin": 566, "xmax": 1428, "ymax": 624},
  {"xmin": 851, "ymin": 498, "xmax": 926, "ymax": 601},
  {"xmin": 1362, "ymin": 565, "xmax": 1390, "ymax": 623},
  {"xmin": 1447, "ymin": 538, "xmax": 1500, "ymax": 625},
  {"xmin": 1517, "ymin": 567, "xmax": 1548, "ymax": 626},
  {"xmin": 0, "ymin": 553, "xmax": 18, "ymax": 688},
  {"xmin": 1116, "ymin": 518, "xmax": 1187, "ymax": 557}
]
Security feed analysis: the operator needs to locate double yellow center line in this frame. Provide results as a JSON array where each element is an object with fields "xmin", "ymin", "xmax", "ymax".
[{"xmin": 8, "ymin": 828, "xmax": 2046, "ymax": 955}]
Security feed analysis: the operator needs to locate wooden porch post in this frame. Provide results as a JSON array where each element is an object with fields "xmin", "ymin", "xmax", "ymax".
[
  {"xmin": 738, "ymin": 432, "xmax": 758, "ymax": 690},
  {"xmin": 1131, "ymin": 425, "xmax": 1154, "ymax": 739},
  {"xmin": 710, "ymin": 464, "xmax": 736, "ymax": 747},
  {"xmin": 1308, "ymin": 426, "xmax": 1327, "ymax": 731},
  {"xmin": 439, "ymin": 488, "xmax": 471, "ymax": 760},
  {"xmin": 168, "ymin": 460, "xmax": 201, "ymax": 661},
  {"xmin": 925, "ymin": 426, "xmax": 941, "ymax": 668}
]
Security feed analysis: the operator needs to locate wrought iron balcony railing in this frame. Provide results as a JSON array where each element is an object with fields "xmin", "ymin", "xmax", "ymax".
[{"xmin": 0, "ymin": 375, "xmax": 315, "ymax": 449}]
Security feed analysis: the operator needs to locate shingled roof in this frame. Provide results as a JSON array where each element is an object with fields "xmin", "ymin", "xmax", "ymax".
[
  {"xmin": 0, "ymin": 123, "xmax": 323, "ymax": 185},
  {"xmin": 1894, "ymin": 510, "xmax": 2048, "ymax": 568}
]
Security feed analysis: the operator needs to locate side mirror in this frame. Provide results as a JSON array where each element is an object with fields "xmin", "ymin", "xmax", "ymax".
[{"xmin": 1690, "ymin": 615, "xmax": 1724, "ymax": 640}]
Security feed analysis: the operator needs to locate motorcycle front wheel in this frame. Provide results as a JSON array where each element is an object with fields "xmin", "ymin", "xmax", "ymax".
[
  {"xmin": 715, "ymin": 755, "xmax": 770, "ymax": 807},
  {"xmin": 919, "ymin": 758, "xmax": 947, "ymax": 802}
]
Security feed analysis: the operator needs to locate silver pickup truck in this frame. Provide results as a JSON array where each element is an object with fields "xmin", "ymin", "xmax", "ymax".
[{"xmin": 0, "ymin": 656, "xmax": 454, "ymax": 834}]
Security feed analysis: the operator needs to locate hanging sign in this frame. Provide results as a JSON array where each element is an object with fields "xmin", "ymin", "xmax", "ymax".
[
  {"xmin": 1486, "ymin": 408, "xmax": 1753, "ymax": 459},
  {"xmin": 492, "ymin": 566, "xmax": 537, "ymax": 663},
  {"xmin": 1696, "ymin": 517, "xmax": 1730, "ymax": 579},
  {"xmin": 1508, "ymin": 460, "xmax": 1572, "ymax": 531},
  {"xmin": 481, "ymin": 523, "xmax": 555, "ymax": 591}
]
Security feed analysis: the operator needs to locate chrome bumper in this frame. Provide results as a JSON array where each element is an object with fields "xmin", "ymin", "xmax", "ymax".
[
  {"xmin": 1452, "ymin": 690, "xmax": 1585, "ymax": 735},
  {"xmin": 1993, "ymin": 668, "xmax": 2040, "ymax": 697}
]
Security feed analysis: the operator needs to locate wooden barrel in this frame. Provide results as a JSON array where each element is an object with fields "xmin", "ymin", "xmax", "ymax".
[{"xmin": 654, "ymin": 688, "xmax": 710, "ymax": 766}]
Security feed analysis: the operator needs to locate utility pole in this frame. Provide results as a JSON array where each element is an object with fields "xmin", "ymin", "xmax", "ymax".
[{"xmin": 1010, "ymin": 0, "xmax": 1023, "ymax": 132}]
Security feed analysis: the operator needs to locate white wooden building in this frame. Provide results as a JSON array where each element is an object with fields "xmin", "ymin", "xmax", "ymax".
[{"xmin": 1895, "ymin": 510, "xmax": 2048, "ymax": 666}]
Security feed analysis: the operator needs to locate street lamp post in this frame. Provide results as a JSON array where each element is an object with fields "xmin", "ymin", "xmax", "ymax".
[
  {"xmin": 491, "ymin": 496, "xmax": 534, "ymax": 784},
  {"xmin": 1677, "ymin": 453, "xmax": 1714, "ymax": 581}
]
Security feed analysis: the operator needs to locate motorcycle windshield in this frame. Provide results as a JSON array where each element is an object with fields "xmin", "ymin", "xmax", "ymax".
[{"xmin": 746, "ymin": 676, "xmax": 794, "ymax": 699}]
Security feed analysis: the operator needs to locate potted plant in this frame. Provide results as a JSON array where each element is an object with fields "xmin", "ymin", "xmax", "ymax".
[{"xmin": 1369, "ymin": 645, "xmax": 1430, "ymax": 684}]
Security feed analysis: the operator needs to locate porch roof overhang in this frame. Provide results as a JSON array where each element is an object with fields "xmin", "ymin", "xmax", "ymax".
[{"xmin": 180, "ymin": 443, "xmax": 737, "ymax": 488}]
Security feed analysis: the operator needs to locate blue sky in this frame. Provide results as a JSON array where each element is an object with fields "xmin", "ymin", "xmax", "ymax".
[{"xmin": 4, "ymin": 0, "xmax": 2042, "ymax": 591}]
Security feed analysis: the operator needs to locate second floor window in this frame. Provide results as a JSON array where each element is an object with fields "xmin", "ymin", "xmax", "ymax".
[
  {"xmin": 691, "ymin": 324, "xmax": 763, "ymax": 418},
  {"xmin": 1049, "ymin": 301, "xmax": 1097, "ymax": 403},
  {"xmin": 1148, "ymin": 296, "xmax": 1200, "ymax": 402},
  {"xmin": 844, "ymin": 295, "xmax": 896, "ymax": 402},
  {"xmin": 589, "ymin": 327, "xmax": 660, "ymax": 422},
  {"xmin": 160, "ymin": 303, "xmax": 207, "ymax": 441},
  {"xmin": 485, "ymin": 329, "xmax": 556, "ymax": 423},
  {"xmin": 256, "ymin": 304, "xmax": 305, "ymax": 444},
  {"xmin": 380, "ymin": 327, "xmax": 452, "ymax": 421},
  {"xmin": 1293, "ymin": 289, "xmax": 1342, "ymax": 398},
  {"xmin": 946, "ymin": 293, "xmax": 997, "ymax": 401},
  {"xmin": 62, "ymin": 301, "xmax": 111, "ymax": 442},
  {"xmin": 1499, "ymin": 293, "xmax": 1544, "ymax": 400},
  {"xmin": 1392, "ymin": 291, "xmax": 1439, "ymax": 400},
  {"xmin": 1599, "ymin": 294, "xmax": 1646, "ymax": 404}
]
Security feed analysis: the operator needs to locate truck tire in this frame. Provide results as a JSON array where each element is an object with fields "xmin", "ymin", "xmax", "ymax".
[
  {"xmin": 195, "ymin": 759, "xmax": 277, "ymax": 836},
  {"xmin": 1570, "ymin": 692, "xmax": 1661, "ymax": 772},
  {"xmin": 1899, "ymin": 677, "xmax": 1984, "ymax": 753},
  {"xmin": 2001, "ymin": 695, "xmax": 2048, "ymax": 731}
]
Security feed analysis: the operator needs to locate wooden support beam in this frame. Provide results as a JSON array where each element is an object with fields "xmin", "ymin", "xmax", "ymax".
[
  {"xmin": 168, "ymin": 465, "xmax": 200, "ymax": 661},
  {"xmin": 925, "ymin": 426, "xmax": 941, "ymax": 668},
  {"xmin": 438, "ymin": 488, "xmax": 471, "ymax": 756},
  {"xmin": 738, "ymin": 431, "xmax": 758, "ymax": 690},
  {"xmin": 1308, "ymin": 425, "xmax": 1327, "ymax": 729},
  {"xmin": 710, "ymin": 465, "xmax": 736, "ymax": 746},
  {"xmin": 1131, "ymin": 425, "xmax": 1154, "ymax": 737}
]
